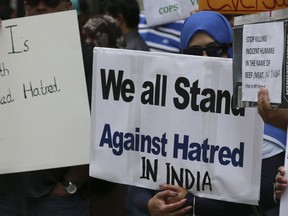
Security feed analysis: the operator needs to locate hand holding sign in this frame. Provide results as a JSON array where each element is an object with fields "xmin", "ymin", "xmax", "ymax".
[
  {"xmin": 275, "ymin": 166, "xmax": 287, "ymax": 200},
  {"xmin": 147, "ymin": 185, "xmax": 192, "ymax": 216},
  {"xmin": 258, "ymin": 88, "xmax": 288, "ymax": 131},
  {"xmin": 242, "ymin": 21, "xmax": 284, "ymax": 104}
]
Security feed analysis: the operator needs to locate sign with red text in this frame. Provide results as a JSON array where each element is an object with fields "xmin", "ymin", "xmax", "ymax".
[
  {"xmin": 90, "ymin": 48, "xmax": 263, "ymax": 205},
  {"xmin": 143, "ymin": 0, "xmax": 198, "ymax": 26},
  {"xmin": 199, "ymin": 0, "xmax": 288, "ymax": 14},
  {"xmin": 0, "ymin": 11, "xmax": 90, "ymax": 173}
]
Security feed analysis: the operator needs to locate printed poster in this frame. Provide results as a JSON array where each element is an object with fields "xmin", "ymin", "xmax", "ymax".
[{"xmin": 90, "ymin": 48, "xmax": 263, "ymax": 205}]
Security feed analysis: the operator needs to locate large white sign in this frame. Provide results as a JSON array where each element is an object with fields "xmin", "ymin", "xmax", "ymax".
[
  {"xmin": 0, "ymin": 11, "xmax": 90, "ymax": 174},
  {"xmin": 242, "ymin": 22, "xmax": 284, "ymax": 103},
  {"xmin": 90, "ymin": 48, "xmax": 263, "ymax": 205},
  {"xmin": 143, "ymin": 0, "xmax": 198, "ymax": 26}
]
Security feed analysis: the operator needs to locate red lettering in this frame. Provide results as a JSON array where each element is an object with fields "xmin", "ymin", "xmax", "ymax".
[
  {"xmin": 207, "ymin": 0, "xmax": 258, "ymax": 11},
  {"xmin": 262, "ymin": 0, "xmax": 288, "ymax": 9}
]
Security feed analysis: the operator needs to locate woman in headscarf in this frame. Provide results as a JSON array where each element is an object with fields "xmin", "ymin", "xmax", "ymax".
[
  {"xmin": 181, "ymin": 11, "xmax": 283, "ymax": 216},
  {"xmin": 129, "ymin": 11, "xmax": 279, "ymax": 216},
  {"xmin": 180, "ymin": 11, "xmax": 233, "ymax": 58}
]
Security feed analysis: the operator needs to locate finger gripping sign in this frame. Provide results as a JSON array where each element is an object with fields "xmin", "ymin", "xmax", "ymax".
[
  {"xmin": 143, "ymin": 0, "xmax": 199, "ymax": 26},
  {"xmin": 90, "ymin": 48, "xmax": 263, "ymax": 205}
]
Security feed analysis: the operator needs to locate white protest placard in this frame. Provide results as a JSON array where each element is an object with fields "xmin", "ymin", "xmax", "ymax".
[
  {"xmin": 143, "ymin": 0, "xmax": 198, "ymax": 26},
  {"xmin": 242, "ymin": 22, "xmax": 284, "ymax": 103},
  {"xmin": 90, "ymin": 48, "xmax": 263, "ymax": 205},
  {"xmin": 0, "ymin": 11, "xmax": 90, "ymax": 174}
]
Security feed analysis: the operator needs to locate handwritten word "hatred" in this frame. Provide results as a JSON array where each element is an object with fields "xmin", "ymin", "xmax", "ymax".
[{"xmin": 23, "ymin": 77, "xmax": 61, "ymax": 99}]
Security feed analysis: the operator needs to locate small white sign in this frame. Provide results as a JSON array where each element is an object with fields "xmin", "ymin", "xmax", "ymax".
[
  {"xmin": 143, "ymin": 0, "xmax": 198, "ymax": 26},
  {"xmin": 242, "ymin": 22, "xmax": 284, "ymax": 103},
  {"xmin": 0, "ymin": 11, "xmax": 90, "ymax": 174}
]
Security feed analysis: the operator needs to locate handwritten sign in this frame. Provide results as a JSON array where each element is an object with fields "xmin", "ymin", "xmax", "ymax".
[
  {"xmin": 199, "ymin": 0, "xmax": 288, "ymax": 14},
  {"xmin": 0, "ymin": 11, "xmax": 90, "ymax": 174},
  {"xmin": 242, "ymin": 22, "xmax": 284, "ymax": 103},
  {"xmin": 90, "ymin": 48, "xmax": 263, "ymax": 205}
]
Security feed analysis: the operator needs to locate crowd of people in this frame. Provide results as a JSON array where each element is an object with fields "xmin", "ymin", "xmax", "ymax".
[{"xmin": 0, "ymin": 0, "xmax": 287, "ymax": 216}]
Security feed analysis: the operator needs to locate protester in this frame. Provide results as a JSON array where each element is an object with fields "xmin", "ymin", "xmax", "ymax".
[
  {"xmin": 82, "ymin": 14, "xmax": 120, "ymax": 48},
  {"xmin": 105, "ymin": 1, "xmax": 150, "ymax": 215},
  {"xmin": 77, "ymin": 0, "xmax": 90, "ymax": 40},
  {"xmin": 258, "ymin": 88, "xmax": 288, "ymax": 204},
  {"xmin": 129, "ymin": 11, "xmax": 274, "ymax": 216},
  {"xmin": 81, "ymin": 10, "xmax": 127, "ymax": 216},
  {"xmin": 0, "ymin": 5, "xmax": 17, "ymax": 20},
  {"xmin": 138, "ymin": 12, "xmax": 184, "ymax": 53},
  {"xmin": 106, "ymin": 0, "xmax": 149, "ymax": 51},
  {"xmin": 0, "ymin": 0, "xmax": 92, "ymax": 215}
]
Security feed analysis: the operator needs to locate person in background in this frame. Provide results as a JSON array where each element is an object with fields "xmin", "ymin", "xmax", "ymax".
[
  {"xmin": 77, "ymin": 0, "xmax": 90, "ymax": 41},
  {"xmin": 0, "ymin": 0, "xmax": 92, "ymax": 215},
  {"xmin": 258, "ymin": 88, "xmax": 288, "ymax": 206},
  {"xmin": 104, "ymin": 1, "xmax": 149, "ymax": 215},
  {"xmin": 138, "ymin": 12, "xmax": 184, "ymax": 53},
  {"xmin": 81, "ymin": 12, "xmax": 126, "ymax": 216},
  {"xmin": 137, "ymin": 13, "xmax": 234, "ymax": 54},
  {"xmin": 82, "ymin": 14, "xmax": 120, "ymax": 48},
  {"xmin": 129, "ymin": 11, "xmax": 277, "ymax": 216},
  {"xmin": 106, "ymin": 0, "xmax": 149, "ymax": 51},
  {"xmin": 0, "ymin": 5, "xmax": 17, "ymax": 20}
]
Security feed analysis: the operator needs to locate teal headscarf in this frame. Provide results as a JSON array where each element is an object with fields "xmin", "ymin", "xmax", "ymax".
[{"xmin": 180, "ymin": 11, "xmax": 233, "ymax": 58}]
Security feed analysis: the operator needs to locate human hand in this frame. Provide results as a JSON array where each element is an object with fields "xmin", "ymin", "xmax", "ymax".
[
  {"xmin": 160, "ymin": 184, "xmax": 188, "ymax": 204},
  {"xmin": 148, "ymin": 189, "xmax": 192, "ymax": 216},
  {"xmin": 257, "ymin": 88, "xmax": 288, "ymax": 131},
  {"xmin": 50, "ymin": 182, "xmax": 71, "ymax": 197},
  {"xmin": 274, "ymin": 166, "xmax": 287, "ymax": 199}
]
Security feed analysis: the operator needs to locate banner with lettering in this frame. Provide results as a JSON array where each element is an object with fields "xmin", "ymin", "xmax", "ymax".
[
  {"xmin": 199, "ymin": 0, "xmax": 288, "ymax": 14},
  {"xmin": 90, "ymin": 48, "xmax": 263, "ymax": 204},
  {"xmin": 143, "ymin": 0, "xmax": 198, "ymax": 26},
  {"xmin": 0, "ymin": 11, "xmax": 90, "ymax": 174}
]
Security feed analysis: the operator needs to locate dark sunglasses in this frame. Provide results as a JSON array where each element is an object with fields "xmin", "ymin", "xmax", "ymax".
[
  {"xmin": 26, "ymin": 0, "xmax": 69, "ymax": 8},
  {"xmin": 182, "ymin": 43, "xmax": 232, "ymax": 57}
]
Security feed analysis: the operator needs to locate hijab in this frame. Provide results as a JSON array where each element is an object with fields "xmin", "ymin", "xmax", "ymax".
[{"xmin": 180, "ymin": 11, "xmax": 233, "ymax": 58}]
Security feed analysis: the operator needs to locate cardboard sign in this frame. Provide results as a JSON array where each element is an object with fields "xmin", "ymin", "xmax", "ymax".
[
  {"xmin": 199, "ymin": 0, "xmax": 288, "ymax": 14},
  {"xmin": 90, "ymin": 48, "xmax": 263, "ymax": 205},
  {"xmin": 0, "ymin": 11, "xmax": 90, "ymax": 174}
]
